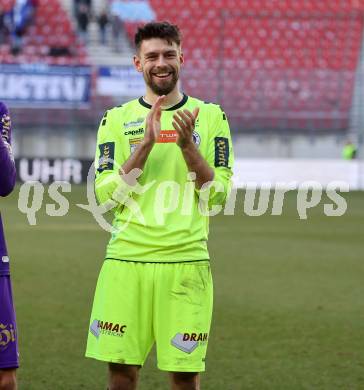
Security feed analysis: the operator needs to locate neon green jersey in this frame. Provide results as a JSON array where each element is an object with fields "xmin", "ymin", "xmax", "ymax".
[{"xmin": 95, "ymin": 94, "xmax": 234, "ymax": 262}]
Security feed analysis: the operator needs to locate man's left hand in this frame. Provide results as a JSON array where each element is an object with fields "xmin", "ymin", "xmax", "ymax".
[{"xmin": 173, "ymin": 108, "xmax": 199, "ymax": 149}]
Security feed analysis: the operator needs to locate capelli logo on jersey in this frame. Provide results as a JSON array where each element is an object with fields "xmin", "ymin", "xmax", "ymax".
[
  {"xmin": 124, "ymin": 128, "xmax": 144, "ymax": 136},
  {"xmin": 0, "ymin": 323, "xmax": 16, "ymax": 351},
  {"xmin": 90, "ymin": 319, "xmax": 127, "ymax": 339}
]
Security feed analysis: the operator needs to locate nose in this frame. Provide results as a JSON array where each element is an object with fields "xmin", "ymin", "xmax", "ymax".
[{"xmin": 156, "ymin": 54, "xmax": 167, "ymax": 67}]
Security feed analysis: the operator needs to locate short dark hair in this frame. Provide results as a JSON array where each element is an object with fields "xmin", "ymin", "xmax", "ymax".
[{"xmin": 134, "ymin": 21, "xmax": 182, "ymax": 51}]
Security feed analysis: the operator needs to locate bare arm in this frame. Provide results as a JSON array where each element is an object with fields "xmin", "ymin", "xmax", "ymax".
[
  {"xmin": 120, "ymin": 95, "xmax": 165, "ymax": 183},
  {"xmin": 173, "ymin": 108, "xmax": 214, "ymax": 189}
]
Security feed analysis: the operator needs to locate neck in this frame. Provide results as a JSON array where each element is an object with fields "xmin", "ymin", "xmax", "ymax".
[{"xmin": 144, "ymin": 86, "xmax": 183, "ymax": 108}]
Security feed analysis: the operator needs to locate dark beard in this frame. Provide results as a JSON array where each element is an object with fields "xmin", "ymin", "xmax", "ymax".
[{"xmin": 145, "ymin": 71, "xmax": 179, "ymax": 96}]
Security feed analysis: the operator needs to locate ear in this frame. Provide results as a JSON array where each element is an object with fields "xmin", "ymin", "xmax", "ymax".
[
  {"xmin": 179, "ymin": 51, "xmax": 184, "ymax": 66},
  {"xmin": 133, "ymin": 54, "xmax": 143, "ymax": 73}
]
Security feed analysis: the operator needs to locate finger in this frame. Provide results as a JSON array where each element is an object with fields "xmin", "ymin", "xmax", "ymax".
[
  {"xmin": 149, "ymin": 96, "xmax": 165, "ymax": 125},
  {"xmin": 176, "ymin": 110, "xmax": 193, "ymax": 129},
  {"xmin": 173, "ymin": 113, "xmax": 188, "ymax": 133},
  {"xmin": 183, "ymin": 109, "xmax": 195, "ymax": 124},
  {"xmin": 155, "ymin": 104, "xmax": 162, "ymax": 122},
  {"xmin": 172, "ymin": 120, "xmax": 184, "ymax": 137},
  {"xmin": 182, "ymin": 111, "xmax": 196, "ymax": 130},
  {"xmin": 193, "ymin": 107, "xmax": 200, "ymax": 120},
  {"xmin": 155, "ymin": 95, "xmax": 166, "ymax": 109},
  {"xmin": 150, "ymin": 95, "xmax": 165, "ymax": 116}
]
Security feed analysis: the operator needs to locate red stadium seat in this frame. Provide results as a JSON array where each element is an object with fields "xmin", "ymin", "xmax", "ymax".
[
  {"xmin": 0, "ymin": 0, "xmax": 89, "ymax": 66},
  {"xmin": 139, "ymin": 0, "xmax": 364, "ymax": 130}
]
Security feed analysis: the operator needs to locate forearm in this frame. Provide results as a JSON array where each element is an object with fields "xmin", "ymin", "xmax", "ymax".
[
  {"xmin": 121, "ymin": 141, "xmax": 153, "ymax": 183},
  {"xmin": 180, "ymin": 143, "xmax": 214, "ymax": 189},
  {"xmin": 120, "ymin": 94, "xmax": 165, "ymax": 181}
]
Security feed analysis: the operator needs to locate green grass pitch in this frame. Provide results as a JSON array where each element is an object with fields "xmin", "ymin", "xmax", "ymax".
[{"xmin": 1, "ymin": 186, "xmax": 364, "ymax": 389}]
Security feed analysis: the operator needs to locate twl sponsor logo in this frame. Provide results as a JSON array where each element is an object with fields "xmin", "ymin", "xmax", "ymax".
[{"xmin": 157, "ymin": 130, "xmax": 178, "ymax": 143}]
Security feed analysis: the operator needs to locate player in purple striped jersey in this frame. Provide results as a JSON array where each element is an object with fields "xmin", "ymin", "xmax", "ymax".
[{"xmin": 0, "ymin": 102, "xmax": 18, "ymax": 390}]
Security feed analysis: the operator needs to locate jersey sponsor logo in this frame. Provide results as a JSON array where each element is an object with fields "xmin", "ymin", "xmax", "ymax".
[
  {"xmin": 183, "ymin": 332, "xmax": 208, "ymax": 342},
  {"xmin": 90, "ymin": 319, "xmax": 127, "ymax": 339},
  {"xmin": 98, "ymin": 142, "xmax": 115, "ymax": 172},
  {"xmin": 124, "ymin": 117, "xmax": 145, "ymax": 129},
  {"xmin": 192, "ymin": 131, "xmax": 201, "ymax": 147},
  {"xmin": 171, "ymin": 332, "xmax": 208, "ymax": 354},
  {"xmin": 0, "ymin": 323, "xmax": 16, "ymax": 351},
  {"xmin": 157, "ymin": 130, "xmax": 177, "ymax": 143},
  {"xmin": 1, "ymin": 113, "xmax": 11, "ymax": 144},
  {"xmin": 3, "ymin": 142, "xmax": 14, "ymax": 161},
  {"xmin": 214, "ymin": 137, "xmax": 229, "ymax": 168},
  {"xmin": 124, "ymin": 128, "xmax": 144, "ymax": 136},
  {"xmin": 129, "ymin": 137, "xmax": 143, "ymax": 154}
]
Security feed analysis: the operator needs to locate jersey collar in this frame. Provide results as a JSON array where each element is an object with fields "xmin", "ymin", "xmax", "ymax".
[{"xmin": 138, "ymin": 94, "xmax": 188, "ymax": 111}]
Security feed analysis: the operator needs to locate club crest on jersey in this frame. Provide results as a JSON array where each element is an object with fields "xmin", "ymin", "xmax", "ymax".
[
  {"xmin": 0, "ymin": 323, "xmax": 16, "ymax": 351},
  {"xmin": 192, "ymin": 131, "xmax": 201, "ymax": 147}
]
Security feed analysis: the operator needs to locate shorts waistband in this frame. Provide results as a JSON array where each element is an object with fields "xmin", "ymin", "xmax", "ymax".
[{"xmin": 105, "ymin": 258, "xmax": 210, "ymax": 264}]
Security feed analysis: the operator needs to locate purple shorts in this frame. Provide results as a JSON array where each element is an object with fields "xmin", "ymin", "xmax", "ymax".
[{"xmin": 0, "ymin": 275, "xmax": 19, "ymax": 369}]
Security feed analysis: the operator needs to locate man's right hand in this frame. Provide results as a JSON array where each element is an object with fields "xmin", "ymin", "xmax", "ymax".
[
  {"xmin": 143, "ymin": 95, "xmax": 165, "ymax": 146},
  {"xmin": 120, "ymin": 95, "xmax": 166, "ymax": 176}
]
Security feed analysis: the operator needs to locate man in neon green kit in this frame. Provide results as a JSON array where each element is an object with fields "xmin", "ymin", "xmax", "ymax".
[{"xmin": 86, "ymin": 21, "xmax": 234, "ymax": 390}]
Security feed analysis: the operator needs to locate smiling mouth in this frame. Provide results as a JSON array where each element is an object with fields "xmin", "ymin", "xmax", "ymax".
[{"xmin": 152, "ymin": 72, "xmax": 172, "ymax": 79}]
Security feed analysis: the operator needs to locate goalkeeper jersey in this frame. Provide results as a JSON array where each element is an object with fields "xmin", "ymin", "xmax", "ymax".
[{"xmin": 95, "ymin": 94, "xmax": 234, "ymax": 262}]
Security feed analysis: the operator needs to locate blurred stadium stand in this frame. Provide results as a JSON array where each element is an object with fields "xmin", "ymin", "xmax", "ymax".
[
  {"xmin": 0, "ymin": 0, "xmax": 364, "ymax": 159},
  {"xmin": 121, "ymin": 0, "xmax": 364, "ymax": 133},
  {"xmin": 0, "ymin": 0, "xmax": 88, "ymax": 65}
]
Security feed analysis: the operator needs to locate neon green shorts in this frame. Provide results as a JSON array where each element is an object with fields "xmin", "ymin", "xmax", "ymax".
[{"xmin": 85, "ymin": 259, "xmax": 213, "ymax": 372}]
